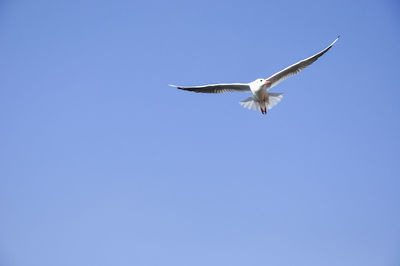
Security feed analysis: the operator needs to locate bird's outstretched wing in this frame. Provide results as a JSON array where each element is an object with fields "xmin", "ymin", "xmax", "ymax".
[
  {"xmin": 266, "ymin": 36, "xmax": 339, "ymax": 89},
  {"xmin": 169, "ymin": 83, "xmax": 250, "ymax": 94}
]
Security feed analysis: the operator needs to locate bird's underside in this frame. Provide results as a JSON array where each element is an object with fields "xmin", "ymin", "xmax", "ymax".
[{"xmin": 170, "ymin": 36, "xmax": 339, "ymax": 115}]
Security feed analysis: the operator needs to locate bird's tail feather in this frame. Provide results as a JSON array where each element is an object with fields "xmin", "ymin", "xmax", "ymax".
[
  {"xmin": 239, "ymin": 96, "xmax": 260, "ymax": 111},
  {"xmin": 267, "ymin": 93, "xmax": 283, "ymax": 109},
  {"xmin": 239, "ymin": 93, "xmax": 283, "ymax": 111}
]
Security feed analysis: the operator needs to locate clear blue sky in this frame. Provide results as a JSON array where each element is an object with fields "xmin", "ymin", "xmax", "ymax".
[{"xmin": 1, "ymin": 0, "xmax": 399, "ymax": 265}]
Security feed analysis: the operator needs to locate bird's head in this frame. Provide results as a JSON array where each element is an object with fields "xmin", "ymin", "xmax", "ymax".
[{"xmin": 255, "ymin": 79, "xmax": 271, "ymax": 88}]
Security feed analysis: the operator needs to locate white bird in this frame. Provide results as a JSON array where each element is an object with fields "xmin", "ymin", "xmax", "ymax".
[{"xmin": 170, "ymin": 36, "xmax": 339, "ymax": 115}]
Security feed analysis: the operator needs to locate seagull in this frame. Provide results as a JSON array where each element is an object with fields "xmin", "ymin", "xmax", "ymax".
[{"xmin": 170, "ymin": 36, "xmax": 339, "ymax": 115}]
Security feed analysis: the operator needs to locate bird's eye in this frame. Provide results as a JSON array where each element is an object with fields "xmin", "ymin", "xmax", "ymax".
[{"xmin": 260, "ymin": 80, "xmax": 262, "ymax": 82}]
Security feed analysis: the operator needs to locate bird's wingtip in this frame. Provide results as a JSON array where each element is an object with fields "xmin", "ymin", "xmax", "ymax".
[
  {"xmin": 330, "ymin": 35, "xmax": 340, "ymax": 46},
  {"xmin": 168, "ymin": 84, "xmax": 178, "ymax": 88}
]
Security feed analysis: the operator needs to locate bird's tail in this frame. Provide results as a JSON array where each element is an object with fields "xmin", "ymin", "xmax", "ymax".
[{"xmin": 239, "ymin": 93, "xmax": 283, "ymax": 112}]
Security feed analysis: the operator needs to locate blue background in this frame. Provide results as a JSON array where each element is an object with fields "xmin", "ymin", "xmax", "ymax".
[{"xmin": 1, "ymin": 0, "xmax": 399, "ymax": 265}]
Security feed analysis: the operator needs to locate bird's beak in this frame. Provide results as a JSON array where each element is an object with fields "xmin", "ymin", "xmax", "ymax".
[{"xmin": 265, "ymin": 80, "xmax": 271, "ymax": 85}]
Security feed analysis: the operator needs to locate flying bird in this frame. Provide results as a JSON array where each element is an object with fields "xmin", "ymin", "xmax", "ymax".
[{"xmin": 170, "ymin": 36, "xmax": 339, "ymax": 115}]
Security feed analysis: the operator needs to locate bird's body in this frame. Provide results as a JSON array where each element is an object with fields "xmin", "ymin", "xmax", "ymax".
[
  {"xmin": 248, "ymin": 79, "xmax": 270, "ymax": 114},
  {"xmin": 170, "ymin": 36, "xmax": 339, "ymax": 115}
]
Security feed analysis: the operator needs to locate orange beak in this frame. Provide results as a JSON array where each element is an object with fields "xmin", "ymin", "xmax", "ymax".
[{"xmin": 265, "ymin": 80, "xmax": 271, "ymax": 85}]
